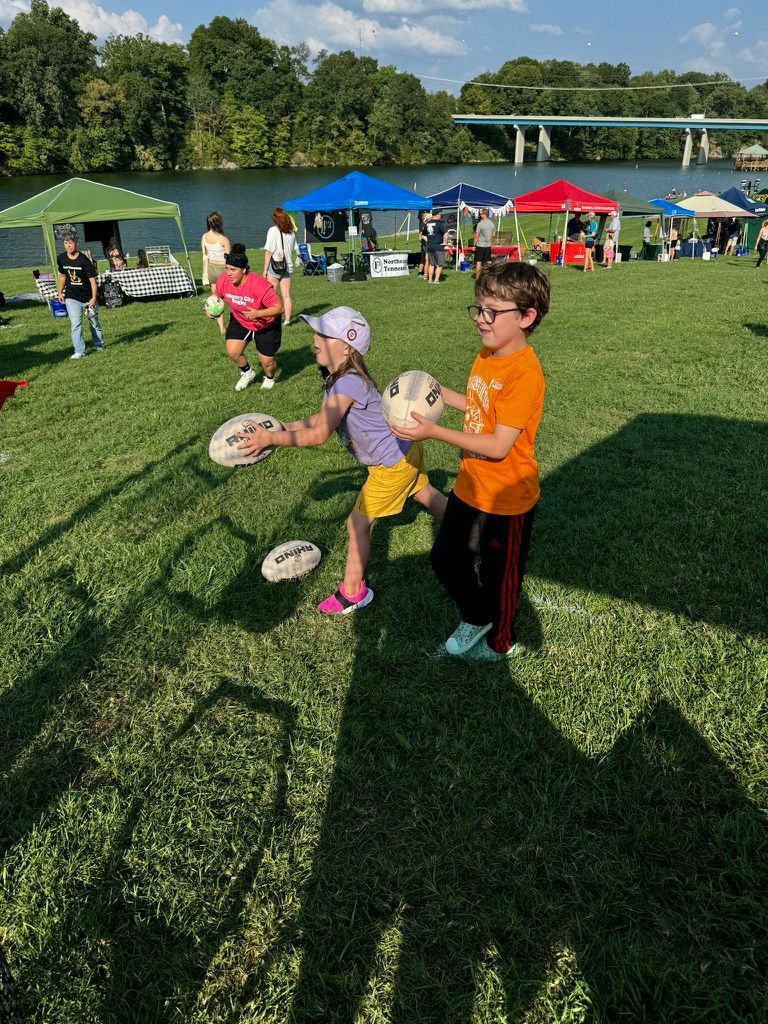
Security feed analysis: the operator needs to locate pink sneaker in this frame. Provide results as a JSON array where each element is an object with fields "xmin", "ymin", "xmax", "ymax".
[{"xmin": 316, "ymin": 581, "xmax": 374, "ymax": 615}]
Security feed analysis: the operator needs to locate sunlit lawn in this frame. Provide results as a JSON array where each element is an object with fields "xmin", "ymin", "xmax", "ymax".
[{"xmin": 1, "ymin": 242, "xmax": 766, "ymax": 1023}]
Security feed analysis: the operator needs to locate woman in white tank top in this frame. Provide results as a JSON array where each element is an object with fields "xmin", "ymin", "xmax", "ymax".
[{"xmin": 201, "ymin": 211, "xmax": 231, "ymax": 290}]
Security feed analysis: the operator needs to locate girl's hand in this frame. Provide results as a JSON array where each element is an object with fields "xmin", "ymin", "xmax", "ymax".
[
  {"xmin": 390, "ymin": 411, "xmax": 435, "ymax": 442},
  {"xmin": 236, "ymin": 426, "xmax": 272, "ymax": 457},
  {"xmin": 242, "ymin": 307, "xmax": 261, "ymax": 321}
]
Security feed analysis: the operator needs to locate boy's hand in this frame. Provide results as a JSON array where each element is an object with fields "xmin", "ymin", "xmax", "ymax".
[
  {"xmin": 236, "ymin": 425, "xmax": 272, "ymax": 456},
  {"xmin": 391, "ymin": 411, "xmax": 435, "ymax": 442}
]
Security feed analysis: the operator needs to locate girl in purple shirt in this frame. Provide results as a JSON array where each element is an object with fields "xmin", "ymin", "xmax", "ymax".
[{"xmin": 236, "ymin": 306, "xmax": 446, "ymax": 614}]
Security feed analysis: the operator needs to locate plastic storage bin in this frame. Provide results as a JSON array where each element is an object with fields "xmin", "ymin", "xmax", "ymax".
[{"xmin": 327, "ymin": 263, "xmax": 344, "ymax": 283}]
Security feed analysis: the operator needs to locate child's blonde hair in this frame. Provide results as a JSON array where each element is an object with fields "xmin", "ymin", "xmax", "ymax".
[{"xmin": 476, "ymin": 260, "xmax": 550, "ymax": 336}]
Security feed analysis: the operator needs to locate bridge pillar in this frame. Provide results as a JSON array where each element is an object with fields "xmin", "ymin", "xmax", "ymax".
[
  {"xmin": 536, "ymin": 125, "xmax": 551, "ymax": 162},
  {"xmin": 697, "ymin": 128, "xmax": 710, "ymax": 165},
  {"xmin": 682, "ymin": 128, "xmax": 693, "ymax": 168},
  {"xmin": 513, "ymin": 125, "xmax": 526, "ymax": 165}
]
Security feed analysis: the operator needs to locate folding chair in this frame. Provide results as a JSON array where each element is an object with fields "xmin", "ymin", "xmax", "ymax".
[
  {"xmin": 297, "ymin": 243, "xmax": 326, "ymax": 276},
  {"xmin": 322, "ymin": 247, "xmax": 338, "ymax": 265}
]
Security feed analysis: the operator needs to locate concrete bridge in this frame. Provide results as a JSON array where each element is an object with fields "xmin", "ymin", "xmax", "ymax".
[{"xmin": 452, "ymin": 114, "xmax": 768, "ymax": 167}]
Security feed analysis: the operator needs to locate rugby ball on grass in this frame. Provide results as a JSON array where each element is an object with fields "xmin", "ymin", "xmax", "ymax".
[
  {"xmin": 261, "ymin": 540, "xmax": 321, "ymax": 582},
  {"xmin": 208, "ymin": 412, "xmax": 283, "ymax": 467},
  {"xmin": 381, "ymin": 370, "xmax": 444, "ymax": 430}
]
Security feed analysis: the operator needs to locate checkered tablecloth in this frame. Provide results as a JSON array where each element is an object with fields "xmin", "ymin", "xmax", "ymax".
[{"xmin": 36, "ymin": 265, "xmax": 195, "ymax": 302}]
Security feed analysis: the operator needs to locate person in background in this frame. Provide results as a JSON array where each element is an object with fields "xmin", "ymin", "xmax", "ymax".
[
  {"xmin": 755, "ymin": 219, "xmax": 768, "ymax": 268},
  {"xmin": 424, "ymin": 210, "xmax": 447, "ymax": 284},
  {"xmin": 57, "ymin": 230, "xmax": 106, "ymax": 360},
  {"xmin": 668, "ymin": 224, "xmax": 679, "ymax": 260},
  {"xmin": 417, "ymin": 212, "xmax": 431, "ymax": 279},
  {"xmin": 104, "ymin": 237, "xmax": 126, "ymax": 271},
  {"xmin": 263, "ymin": 207, "xmax": 297, "ymax": 327},
  {"xmin": 473, "ymin": 208, "xmax": 496, "ymax": 279},
  {"xmin": 136, "ymin": 249, "xmax": 149, "ymax": 269},
  {"xmin": 207, "ymin": 243, "xmax": 282, "ymax": 392},
  {"xmin": 566, "ymin": 213, "xmax": 585, "ymax": 242},
  {"xmin": 723, "ymin": 218, "xmax": 740, "ymax": 256},
  {"xmin": 642, "ymin": 221, "xmax": 653, "ymax": 259},
  {"xmin": 607, "ymin": 210, "xmax": 621, "ymax": 260},
  {"xmin": 602, "ymin": 233, "xmax": 615, "ymax": 269},
  {"xmin": 201, "ymin": 211, "xmax": 231, "ymax": 292},
  {"xmin": 583, "ymin": 210, "xmax": 597, "ymax": 272}
]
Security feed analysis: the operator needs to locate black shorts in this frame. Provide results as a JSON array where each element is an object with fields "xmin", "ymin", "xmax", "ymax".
[
  {"xmin": 584, "ymin": 238, "xmax": 595, "ymax": 249},
  {"xmin": 226, "ymin": 317, "xmax": 282, "ymax": 356},
  {"xmin": 474, "ymin": 246, "xmax": 492, "ymax": 264}
]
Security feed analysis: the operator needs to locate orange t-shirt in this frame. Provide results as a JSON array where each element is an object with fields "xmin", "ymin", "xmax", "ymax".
[{"xmin": 453, "ymin": 345, "xmax": 545, "ymax": 515}]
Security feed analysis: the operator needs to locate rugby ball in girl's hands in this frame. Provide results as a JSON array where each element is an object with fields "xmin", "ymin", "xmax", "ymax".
[
  {"xmin": 204, "ymin": 295, "xmax": 225, "ymax": 317},
  {"xmin": 261, "ymin": 540, "xmax": 321, "ymax": 582},
  {"xmin": 208, "ymin": 412, "xmax": 283, "ymax": 467},
  {"xmin": 381, "ymin": 370, "xmax": 444, "ymax": 430}
]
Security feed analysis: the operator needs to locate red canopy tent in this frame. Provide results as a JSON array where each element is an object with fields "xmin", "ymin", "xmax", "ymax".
[
  {"xmin": 511, "ymin": 179, "xmax": 618, "ymax": 265},
  {"xmin": 512, "ymin": 179, "xmax": 618, "ymax": 214}
]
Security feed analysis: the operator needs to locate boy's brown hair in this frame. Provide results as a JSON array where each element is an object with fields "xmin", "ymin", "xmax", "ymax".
[{"xmin": 475, "ymin": 260, "xmax": 550, "ymax": 336}]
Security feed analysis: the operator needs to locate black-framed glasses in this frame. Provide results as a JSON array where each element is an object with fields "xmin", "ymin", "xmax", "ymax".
[{"xmin": 467, "ymin": 304, "xmax": 522, "ymax": 325}]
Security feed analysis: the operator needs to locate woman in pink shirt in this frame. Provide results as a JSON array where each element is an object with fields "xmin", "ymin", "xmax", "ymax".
[{"xmin": 209, "ymin": 244, "xmax": 283, "ymax": 392}]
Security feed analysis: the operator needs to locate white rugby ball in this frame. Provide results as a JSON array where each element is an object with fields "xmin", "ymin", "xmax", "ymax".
[
  {"xmin": 208, "ymin": 412, "xmax": 283, "ymax": 467},
  {"xmin": 261, "ymin": 540, "xmax": 321, "ymax": 582},
  {"xmin": 381, "ymin": 370, "xmax": 444, "ymax": 430}
]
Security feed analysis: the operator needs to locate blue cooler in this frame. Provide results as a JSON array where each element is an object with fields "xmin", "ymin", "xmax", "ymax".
[{"xmin": 50, "ymin": 298, "xmax": 68, "ymax": 318}]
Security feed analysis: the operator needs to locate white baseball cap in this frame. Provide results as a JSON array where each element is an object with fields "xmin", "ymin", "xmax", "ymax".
[{"xmin": 299, "ymin": 306, "xmax": 371, "ymax": 355}]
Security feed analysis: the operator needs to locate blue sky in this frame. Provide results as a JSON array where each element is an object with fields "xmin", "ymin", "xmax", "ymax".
[{"xmin": 1, "ymin": 0, "xmax": 766, "ymax": 92}]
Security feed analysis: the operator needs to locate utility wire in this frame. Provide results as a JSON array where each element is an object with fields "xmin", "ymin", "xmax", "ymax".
[{"xmin": 419, "ymin": 74, "xmax": 765, "ymax": 92}]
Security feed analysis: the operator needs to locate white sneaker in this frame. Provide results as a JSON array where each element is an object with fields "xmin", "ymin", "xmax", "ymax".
[
  {"xmin": 260, "ymin": 375, "xmax": 275, "ymax": 390},
  {"xmin": 445, "ymin": 620, "xmax": 492, "ymax": 655},
  {"xmin": 70, "ymin": 352, "xmax": 85, "ymax": 360},
  {"xmin": 234, "ymin": 368, "xmax": 257, "ymax": 391}
]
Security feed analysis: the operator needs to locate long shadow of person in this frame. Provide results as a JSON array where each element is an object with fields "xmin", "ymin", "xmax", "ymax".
[{"xmin": 271, "ymin": 415, "xmax": 767, "ymax": 1022}]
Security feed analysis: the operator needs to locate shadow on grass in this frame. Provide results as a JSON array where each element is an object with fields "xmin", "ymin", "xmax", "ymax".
[
  {"xmin": 0, "ymin": 332, "xmax": 71, "ymax": 376},
  {"xmin": 111, "ymin": 321, "xmax": 174, "ymax": 346},
  {"xmin": 743, "ymin": 322, "xmax": 768, "ymax": 338},
  {"xmin": 533, "ymin": 413, "xmax": 768, "ymax": 637},
  {"xmin": 285, "ymin": 653, "xmax": 768, "ymax": 1021}
]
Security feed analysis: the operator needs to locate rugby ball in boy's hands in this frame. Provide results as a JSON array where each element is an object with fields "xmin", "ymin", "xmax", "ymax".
[
  {"xmin": 261, "ymin": 540, "xmax": 321, "ymax": 582},
  {"xmin": 208, "ymin": 412, "xmax": 283, "ymax": 467},
  {"xmin": 381, "ymin": 370, "xmax": 444, "ymax": 430}
]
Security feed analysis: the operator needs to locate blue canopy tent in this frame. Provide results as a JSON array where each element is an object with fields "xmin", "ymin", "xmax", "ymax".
[
  {"xmin": 720, "ymin": 187, "xmax": 768, "ymax": 251},
  {"xmin": 649, "ymin": 197, "xmax": 697, "ymax": 261},
  {"xmin": 283, "ymin": 171, "xmax": 431, "ymax": 270},
  {"xmin": 426, "ymin": 182, "xmax": 513, "ymax": 251}
]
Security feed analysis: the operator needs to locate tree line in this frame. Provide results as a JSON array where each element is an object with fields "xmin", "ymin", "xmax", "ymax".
[{"xmin": 0, "ymin": 2, "xmax": 766, "ymax": 175}]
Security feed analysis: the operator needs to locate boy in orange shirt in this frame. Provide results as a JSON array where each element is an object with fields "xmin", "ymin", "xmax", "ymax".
[{"xmin": 393, "ymin": 261, "xmax": 549, "ymax": 661}]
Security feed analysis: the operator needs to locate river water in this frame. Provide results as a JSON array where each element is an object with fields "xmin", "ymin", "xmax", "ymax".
[{"xmin": 0, "ymin": 160, "xmax": 751, "ymax": 268}]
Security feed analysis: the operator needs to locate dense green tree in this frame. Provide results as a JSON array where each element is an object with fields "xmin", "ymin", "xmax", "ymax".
[
  {"xmin": 101, "ymin": 34, "xmax": 188, "ymax": 168},
  {"xmin": 3, "ymin": 0, "xmax": 96, "ymax": 132}
]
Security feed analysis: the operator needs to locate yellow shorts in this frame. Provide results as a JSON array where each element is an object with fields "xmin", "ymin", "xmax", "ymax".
[{"xmin": 353, "ymin": 443, "xmax": 429, "ymax": 519}]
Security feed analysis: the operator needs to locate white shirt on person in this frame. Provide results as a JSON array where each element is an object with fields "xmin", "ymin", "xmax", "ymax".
[{"xmin": 264, "ymin": 226, "xmax": 296, "ymax": 270}]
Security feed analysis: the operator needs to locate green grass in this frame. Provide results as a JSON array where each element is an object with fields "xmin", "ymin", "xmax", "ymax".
[{"xmin": 1, "ymin": 247, "xmax": 767, "ymax": 1024}]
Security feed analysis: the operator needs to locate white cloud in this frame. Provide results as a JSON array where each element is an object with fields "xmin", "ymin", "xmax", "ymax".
[
  {"xmin": 0, "ymin": 0, "xmax": 26, "ymax": 19},
  {"xmin": 0, "ymin": 0, "xmax": 184, "ymax": 40},
  {"xmin": 530, "ymin": 23, "xmax": 562, "ymax": 36},
  {"xmin": 255, "ymin": 0, "xmax": 466, "ymax": 56},
  {"xmin": 738, "ymin": 39, "xmax": 768, "ymax": 63},
  {"xmin": 722, "ymin": 7, "xmax": 740, "ymax": 18},
  {"xmin": 679, "ymin": 16, "xmax": 741, "ymax": 62},
  {"xmin": 363, "ymin": 0, "xmax": 524, "ymax": 11}
]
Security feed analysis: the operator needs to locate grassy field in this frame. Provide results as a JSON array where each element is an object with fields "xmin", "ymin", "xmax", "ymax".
[{"xmin": 1, "ymin": 245, "xmax": 767, "ymax": 1024}]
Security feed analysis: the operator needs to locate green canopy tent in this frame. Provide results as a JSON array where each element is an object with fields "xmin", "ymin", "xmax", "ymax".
[{"xmin": 0, "ymin": 177, "xmax": 195, "ymax": 288}]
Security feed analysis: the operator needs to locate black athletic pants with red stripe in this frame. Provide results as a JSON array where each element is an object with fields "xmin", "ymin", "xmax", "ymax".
[{"xmin": 430, "ymin": 491, "xmax": 536, "ymax": 653}]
